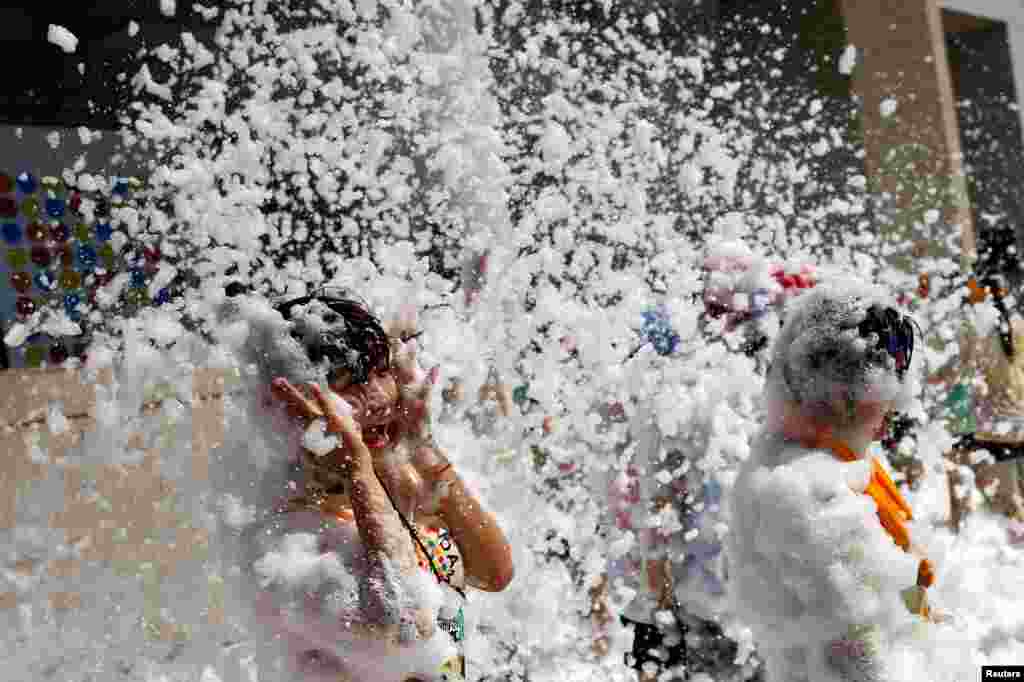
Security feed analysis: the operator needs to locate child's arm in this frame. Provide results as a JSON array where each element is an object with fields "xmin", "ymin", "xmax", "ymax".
[
  {"xmin": 431, "ymin": 455, "xmax": 514, "ymax": 592},
  {"xmin": 269, "ymin": 380, "xmax": 434, "ymax": 643}
]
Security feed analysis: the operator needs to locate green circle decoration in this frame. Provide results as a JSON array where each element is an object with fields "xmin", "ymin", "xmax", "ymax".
[
  {"xmin": 20, "ymin": 197, "xmax": 39, "ymax": 220},
  {"xmin": 6, "ymin": 248, "xmax": 28, "ymax": 268},
  {"xmin": 25, "ymin": 346, "xmax": 45, "ymax": 368}
]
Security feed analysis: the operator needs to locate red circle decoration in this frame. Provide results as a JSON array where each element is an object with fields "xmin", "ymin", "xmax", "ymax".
[
  {"xmin": 10, "ymin": 271, "xmax": 31, "ymax": 292},
  {"xmin": 16, "ymin": 297, "xmax": 36, "ymax": 317},
  {"xmin": 30, "ymin": 245, "xmax": 52, "ymax": 267},
  {"xmin": 49, "ymin": 345, "xmax": 69, "ymax": 365}
]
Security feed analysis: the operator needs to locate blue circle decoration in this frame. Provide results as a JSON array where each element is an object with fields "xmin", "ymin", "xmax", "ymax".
[
  {"xmin": 77, "ymin": 244, "xmax": 98, "ymax": 268},
  {"xmin": 702, "ymin": 479, "xmax": 723, "ymax": 506},
  {"xmin": 95, "ymin": 222, "xmax": 113, "ymax": 242},
  {"xmin": 34, "ymin": 270, "xmax": 56, "ymax": 291},
  {"xmin": 155, "ymin": 288, "xmax": 171, "ymax": 306},
  {"xmin": 64, "ymin": 293, "xmax": 81, "ymax": 319},
  {"xmin": 640, "ymin": 306, "xmax": 681, "ymax": 357},
  {"xmin": 130, "ymin": 268, "xmax": 147, "ymax": 288},
  {"xmin": 750, "ymin": 288, "xmax": 771, "ymax": 319},
  {"xmin": 16, "ymin": 173, "xmax": 36, "ymax": 194},
  {"xmin": 2, "ymin": 222, "xmax": 21, "ymax": 245},
  {"xmin": 45, "ymin": 198, "xmax": 65, "ymax": 218},
  {"xmin": 112, "ymin": 179, "xmax": 129, "ymax": 197}
]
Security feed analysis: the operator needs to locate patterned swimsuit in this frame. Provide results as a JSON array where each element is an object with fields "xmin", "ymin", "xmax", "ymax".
[{"xmin": 416, "ymin": 524, "xmax": 467, "ymax": 681}]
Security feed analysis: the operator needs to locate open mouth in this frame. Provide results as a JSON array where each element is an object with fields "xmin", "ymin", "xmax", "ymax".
[{"xmin": 362, "ymin": 422, "xmax": 397, "ymax": 450}]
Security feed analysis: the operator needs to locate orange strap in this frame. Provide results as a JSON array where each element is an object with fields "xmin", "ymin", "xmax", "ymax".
[{"xmin": 820, "ymin": 437, "xmax": 934, "ymax": 591}]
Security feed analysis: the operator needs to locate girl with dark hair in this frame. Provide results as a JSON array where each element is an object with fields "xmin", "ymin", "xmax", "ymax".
[
  {"xmin": 929, "ymin": 275, "xmax": 1024, "ymax": 533},
  {"xmin": 236, "ymin": 290, "xmax": 513, "ymax": 682}
]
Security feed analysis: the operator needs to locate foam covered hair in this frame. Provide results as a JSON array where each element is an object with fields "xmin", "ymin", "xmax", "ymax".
[
  {"xmin": 216, "ymin": 292, "xmax": 381, "ymax": 494},
  {"xmin": 765, "ymin": 282, "xmax": 916, "ymax": 418},
  {"xmin": 218, "ymin": 294, "xmax": 330, "ymax": 387},
  {"xmin": 218, "ymin": 289, "xmax": 391, "ymax": 388}
]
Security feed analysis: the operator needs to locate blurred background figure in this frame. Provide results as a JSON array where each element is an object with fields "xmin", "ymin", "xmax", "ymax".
[{"xmin": 930, "ymin": 276, "xmax": 1024, "ymax": 535}]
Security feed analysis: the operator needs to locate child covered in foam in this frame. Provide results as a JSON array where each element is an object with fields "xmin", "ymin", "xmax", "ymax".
[
  {"xmin": 728, "ymin": 281, "xmax": 978, "ymax": 682},
  {"xmin": 219, "ymin": 289, "xmax": 512, "ymax": 681}
]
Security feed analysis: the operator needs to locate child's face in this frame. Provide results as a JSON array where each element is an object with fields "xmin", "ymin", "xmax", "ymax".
[
  {"xmin": 844, "ymin": 399, "xmax": 893, "ymax": 442},
  {"xmin": 330, "ymin": 369, "xmax": 400, "ymax": 451},
  {"xmin": 773, "ymin": 396, "xmax": 893, "ymax": 450}
]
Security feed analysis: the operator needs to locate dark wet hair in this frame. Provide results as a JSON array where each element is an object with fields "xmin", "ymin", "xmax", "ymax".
[
  {"xmin": 857, "ymin": 304, "xmax": 918, "ymax": 379},
  {"xmin": 273, "ymin": 290, "xmax": 391, "ymax": 385}
]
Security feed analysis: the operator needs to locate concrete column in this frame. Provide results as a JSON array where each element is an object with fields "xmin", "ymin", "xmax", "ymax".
[{"xmin": 840, "ymin": 0, "xmax": 976, "ymax": 266}]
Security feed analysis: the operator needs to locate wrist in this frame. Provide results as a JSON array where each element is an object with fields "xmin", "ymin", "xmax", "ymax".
[
  {"xmin": 436, "ymin": 472, "xmax": 466, "ymax": 517},
  {"xmin": 426, "ymin": 462, "xmax": 455, "ymax": 484}
]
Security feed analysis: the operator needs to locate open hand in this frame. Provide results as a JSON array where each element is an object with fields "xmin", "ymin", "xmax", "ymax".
[
  {"xmin": 389, "ymin": 330, "xmax": 439, "ymax": 448},
  {"xmin": 270, "ymin": 378, "xmax": 369, "ymax": 472},
  {"xmin": 270, "ymin": 376, "xmax": 324, "ymax": 424}
]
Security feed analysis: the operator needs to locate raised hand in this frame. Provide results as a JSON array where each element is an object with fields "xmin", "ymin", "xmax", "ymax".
[
  {"xmin": 271, "ymin": 378, "xmax": 367, "ymax": 472},
  {"xmin": 270, "ymin": 376, "xmax": 324, "ymax": 424},
  {"xmin": 391, "ymin": 336, "xmax": 438, "ymax": 448}
]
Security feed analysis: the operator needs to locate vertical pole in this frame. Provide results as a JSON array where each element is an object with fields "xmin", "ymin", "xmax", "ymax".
[{"xmin": 840, "ymin": 0, "xmax": 976, "ymax": 267}]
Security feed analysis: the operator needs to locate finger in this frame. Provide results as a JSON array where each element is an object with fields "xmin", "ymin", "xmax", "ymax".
[
  {"xmin": 334, "ymin": 415, "xmax": 370, "ymax": 462},
  {"xmin": 307, "ymin": 382, "xmax": 331, "ymax": 412},
  {"xmin": 272, "ymin": 378, "xmax": 323, "ymax": 420},
  {"xmin": 386, "ymin": 303, "xmax": 419, "ymax": 340},
  {"xmin": 399, "ymin": 378, "xmax": 432, "ymax": 409},
  {"xmin": 396, "ymin": 303, "xmax": 418, "ymax": 332},
  {"xmin": 307, "ymin": 384, "xmax": 352, "ymax": 432},
  {"xmin": 398, "ymin": 391, "xmax": 430, "ymax": 428},
  {"xmin": 393, "ymin": 339, "xmax": 424, "ymax": 385}
]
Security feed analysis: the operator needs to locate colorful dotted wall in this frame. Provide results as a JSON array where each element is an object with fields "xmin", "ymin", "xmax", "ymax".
[{"xmin": 0, "ymin": 172, "xmax": 166, "ymax": 369}]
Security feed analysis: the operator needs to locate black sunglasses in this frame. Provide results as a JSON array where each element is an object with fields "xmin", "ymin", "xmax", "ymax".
[{"xmin": 857, "ymin": 305, "xmax": 918, "ymax": 379}]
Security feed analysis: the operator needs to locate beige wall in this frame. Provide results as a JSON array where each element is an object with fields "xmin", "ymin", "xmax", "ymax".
[{"xmin": 0, "ymin": 367, "xmax": 226, "ymax": 634}]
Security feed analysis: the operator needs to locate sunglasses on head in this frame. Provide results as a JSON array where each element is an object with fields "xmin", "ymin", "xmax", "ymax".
[
  {"xmin": 275, "ymin": 290, "xmax": 392, "ymax": 385},
  {"xmin": 857, "ymin": 305, "xmax": 917, "ymax": 378}
]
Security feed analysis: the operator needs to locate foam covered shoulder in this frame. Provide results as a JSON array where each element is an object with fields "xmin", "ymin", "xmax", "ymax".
[{"xmin": 737, "ymin": 450, "xmax": 918, "ymax": 628}]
